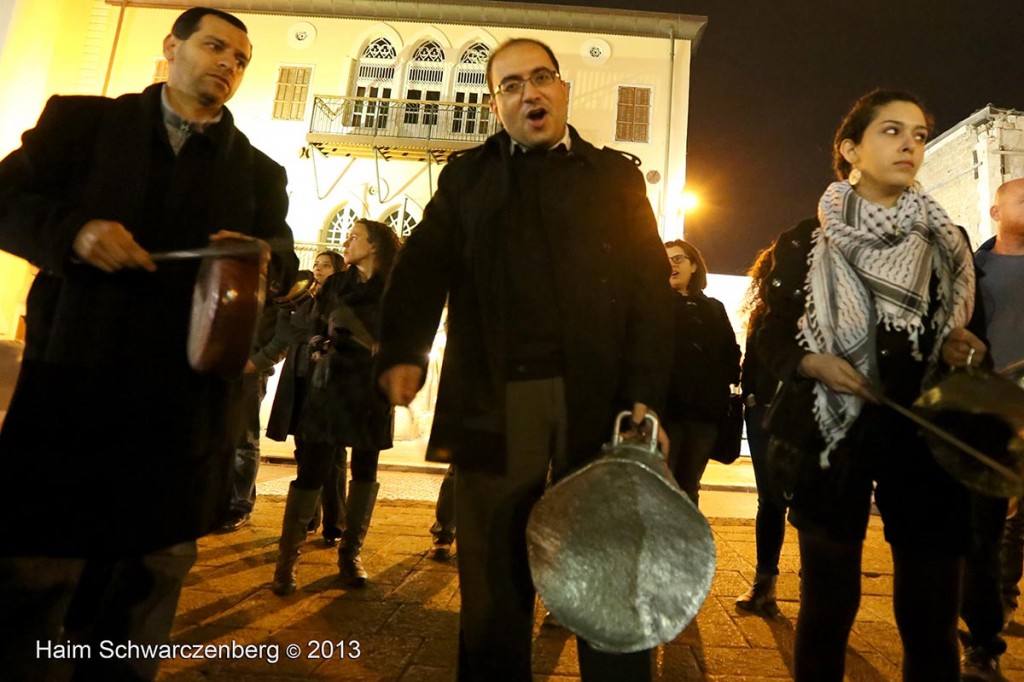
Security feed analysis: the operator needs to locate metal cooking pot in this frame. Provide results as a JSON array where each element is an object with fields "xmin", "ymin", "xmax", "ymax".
[
  {"xmin": 526, "ymin": 411, "xmax": 716, "ymax": 653},
  {"xmin": 913, "ymin": 368, "xmax": 1024, "ymax": 498},
  {"xmin": 183, "ymin": 239, "xmax": 269, "ymax": 379}
]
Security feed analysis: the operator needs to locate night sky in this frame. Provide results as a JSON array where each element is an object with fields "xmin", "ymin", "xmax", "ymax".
[{"xmin": 523, "ymin": 0, "xmax": 1024, "ymax": 274}]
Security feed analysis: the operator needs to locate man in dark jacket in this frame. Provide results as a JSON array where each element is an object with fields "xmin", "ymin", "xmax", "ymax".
[
  {"xmin": 218, "ymin": 303, "xmax": 291, "ymax": 533},
  {"xmin": 0, "ymin": 8, "xmax": 296, "ymax": 680},
  {"xmin": 960, "ymin": 177, "xmax": 1024, "ymax": 681},
  {"xmin": 377, "ymin": 38, "xmax": 673, "ymax": 681}
]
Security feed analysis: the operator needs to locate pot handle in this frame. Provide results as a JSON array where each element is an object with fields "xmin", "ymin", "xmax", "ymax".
[{"xmin": 611, "ymin": 410, "xmax": 660, "ymax": 454}]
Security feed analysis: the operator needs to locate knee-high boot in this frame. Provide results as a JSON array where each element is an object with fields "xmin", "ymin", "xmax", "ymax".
[
  {"xmin": 272, "ymin": 483, "xmax": 321, "ymax": 595},
  {"xmin": 338, "ymin": 480, "xmax": 380, "ymax": 588},
  {"xmin": 306, "ymin": 499, "xmax": 322, "ymax": 534}
]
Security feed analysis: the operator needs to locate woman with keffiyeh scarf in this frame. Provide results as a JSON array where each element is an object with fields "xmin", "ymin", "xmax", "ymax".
[{"xmin": 757, "ymin": 90, "xmax": 988, "ymax": 681}]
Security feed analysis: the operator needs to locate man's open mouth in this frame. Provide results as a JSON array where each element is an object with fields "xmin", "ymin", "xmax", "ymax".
[{"xmin": 526, "ymin": 108, "xmax": 548, "ymax": 122}]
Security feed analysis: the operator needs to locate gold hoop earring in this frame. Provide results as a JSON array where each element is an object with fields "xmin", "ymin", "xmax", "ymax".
[{"xmin": 848, "ymin": 168, "xmax": 862, "ymax": 186}]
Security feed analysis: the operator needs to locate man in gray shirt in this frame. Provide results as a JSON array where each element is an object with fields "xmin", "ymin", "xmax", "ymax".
[
  {"xmin": 976, "ymin": 178, "xmax": 1024, "ymax": 369},
  {"xmin": 961, "ymin": 177, "xmax": 1024, "ymax": 681}
]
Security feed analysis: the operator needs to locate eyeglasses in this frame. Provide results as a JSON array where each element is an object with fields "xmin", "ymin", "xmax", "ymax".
[
  {"xmin": 494, "ymin": 69, "xmax": 560, "ymax": 97},
  {"xmin": 668, "ymin": 254, "xmax": 691, "ymax": 265}
]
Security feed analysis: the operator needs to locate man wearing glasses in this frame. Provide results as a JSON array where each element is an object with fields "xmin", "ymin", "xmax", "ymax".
[{"xmin": 377, "ymin": 38, "xmax": 672, "ymax": 681}]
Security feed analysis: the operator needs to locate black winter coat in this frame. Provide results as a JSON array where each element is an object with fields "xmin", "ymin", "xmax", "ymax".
[
  {"xmin": 741, "ymin": 316, "xmax": 778, "ymax": 410},
  {"xmin": 665, "ymin": 292, "xmax": 740, "ymax": 423},
  {"xmin": 376, "ymin": 127, "xmax": 674, "ymax": 473},
  {"xmin": 0, "ymin": 85, "xmax": 297, "ymax": 556},
  {"xmin": 299, "ymin": 268, "xmax": 393, "ymax": 450},
  {"xmin": 265, "ymin": 297, "xmax": 318, "ymax": 441}
]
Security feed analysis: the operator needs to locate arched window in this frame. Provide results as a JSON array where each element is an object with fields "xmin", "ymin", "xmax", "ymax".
[
  {"xmin": 452, "ymin": 43, "xmax": 493, "ymax": 136},
  {"xmin": 363, "ymin": 37, "xmax": 397, "ymax": 62},
  {"xmin": 458, "ymin": 43, "xmax": 489, "ymax": 77},
  {"xmin": 350, "ymin": 38, "xmax": 397, "ymax": 129},
  {"xmin": 410, "ymin": 41, "xmax": 445, "ymax": 73},
  {"xmin": 322, "ymin": 205, "xmax": 359, "ymax": 245},
  {"xmin": 383, "ymin": 204, "xmax": 420, "ymax": 239},
  {"xmin": 404, "ymin": 41, "xmax": 446, "ymax": 127}
]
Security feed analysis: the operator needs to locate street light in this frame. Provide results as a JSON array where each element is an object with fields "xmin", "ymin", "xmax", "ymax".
[
  {"xmin": 663, "ymin": 188, "xmax": 700, "ymax": 240},
  {"xmin": 681, "ymin": 191, "xmax": 699, "ymax": 213}
]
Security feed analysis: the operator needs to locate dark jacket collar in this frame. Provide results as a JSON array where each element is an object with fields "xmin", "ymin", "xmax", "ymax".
[
  {"xmin": 139, "ymin": 83, "xmax": 237, "ymax": 152},
  {"xmin": 482, "ymin": 125, "xmax": 599, "ymax": 167}
]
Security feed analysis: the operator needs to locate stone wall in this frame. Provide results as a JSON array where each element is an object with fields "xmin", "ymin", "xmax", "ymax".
[
  {"xmin": 920, "ymin": 108, "xmax": 1024, "ymax": 247},
  {"xmin": 919, "ymin": 126, "xmax": 981, "ymax": 243}
]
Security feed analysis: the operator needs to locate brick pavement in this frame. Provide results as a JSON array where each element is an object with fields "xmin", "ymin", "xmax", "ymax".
[{"xmin": 157, "ymin": 469, "xmax": 1024, "ymax": 681}]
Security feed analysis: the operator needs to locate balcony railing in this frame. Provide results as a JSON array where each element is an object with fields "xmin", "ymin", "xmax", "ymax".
[{"xmin": 308, "ymin": 95, "xmax": 501, "ymax": 160}]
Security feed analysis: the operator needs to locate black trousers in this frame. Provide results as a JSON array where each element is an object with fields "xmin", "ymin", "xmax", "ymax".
[
  {"xmin": 746, "ymin": 402, "xmax": 787, "ymax": 576},
  {"xmin": 962, "ymin": 491, "xmax": 1009, "ymax": 654},
  {"xmin": 454, "ymin": 377, "xmax": 651, "ymax": 682},
  {"xmin": 0, "ymin": 542, "xmax": 196, "ymax": 681}
]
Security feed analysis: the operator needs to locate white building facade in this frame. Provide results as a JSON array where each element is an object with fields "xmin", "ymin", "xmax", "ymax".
[{"xmin": 0, "ymin": 1, "xmax": 706, "ymax": 341}]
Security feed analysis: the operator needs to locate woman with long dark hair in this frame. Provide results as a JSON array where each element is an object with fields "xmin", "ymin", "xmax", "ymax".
[
  {"xmin": 734, "ymin": 244, "xmax": 789, "ymax": 616},
  {"xmin": 272, "ymin": 221, "xmax": 402, "ymax": 594},
  {"xmin": 758, "ymin": 89, "xmax": 987, "ymax": 680},
  {"xmin": 663, "ymin": 239, "xmax": 740, "ymax": 506},
  {"xmin": 265, "ymin": 250, "xmax": 347, "ymax": 544}
]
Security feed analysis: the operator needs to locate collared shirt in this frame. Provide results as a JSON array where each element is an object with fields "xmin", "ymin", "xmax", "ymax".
[
  {"xmin": 509, "ymin": 127, "xmax": 572, "ymax": 155},
  {"xmin": 160, "ymin": 85, "xmax": 223, "ymax": 155}
]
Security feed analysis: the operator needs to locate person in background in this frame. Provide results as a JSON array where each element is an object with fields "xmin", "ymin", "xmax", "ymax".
[
  {"xmin": 1001, "ymin": 499, "xmax": 1024, "ymax": 631},
  {"xmin": 960, "ymin": 176, "xmax": 1024, "ymax": 681},
  {"xmin": 0, "ymin": 8, "xmax": 296, "ymax": 679},
  {"xmin": 758, "ymin": 89, "xmax": 987, "ymax": 681},
  {"xmin": 272, "ymin": 220, "xmax": 401, "ymax": 594},
  {"xmin": 265, "ymin": 252, "xmax": 347, "ymax": 547},
  {"xmin": 430, "ymin": 464, "xmax": 457, "ymax": 560},
  {"xmin": 218, "ymin": 295, "xmax": 292, "ymax": 533},
  {"xmin": 376, "ymin": 37, "xmax": 672, "ymax": 682},
  {"xmin": 734, "ymin": 243, "xmax": 789, "ymax": 617},
  {"xmin": 663, "ymin": 239, "xmax": 741, "ymax": 506}
]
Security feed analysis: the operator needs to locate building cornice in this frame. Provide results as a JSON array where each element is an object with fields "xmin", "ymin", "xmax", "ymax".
[
  {"xmin": 927, "ymin": 105, "xmax": 1024, "ymax": 150},
  {"xmin": 105, "ymin": 0, "xmax": 706, "ymax": 49}
]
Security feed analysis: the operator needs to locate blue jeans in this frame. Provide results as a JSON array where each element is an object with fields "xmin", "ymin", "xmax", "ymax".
[
  {"xmin": 229, "ymin": 372, "xmax": 270, "ymax": 514},
  {"xmin": 431, "ymin": 465, "xmax": 456, "ymax": 544}
]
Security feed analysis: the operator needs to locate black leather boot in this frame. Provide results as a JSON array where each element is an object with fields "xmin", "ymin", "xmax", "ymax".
[
  {"xmin": 272, "ymin": 483, "xmax": 320, "ymax": 595},
  {"xmin": 736, "ymin": 573, "xmax": 779, "ymax": 616},
  {"xmin": 338, "ymin": 480, "xmax": 380, "ymax": 588}
]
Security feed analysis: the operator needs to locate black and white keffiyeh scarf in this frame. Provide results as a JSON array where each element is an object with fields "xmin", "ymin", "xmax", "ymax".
[{"xmin": 799, "ymin": 181, "xmax": 975, "ymax": 467}]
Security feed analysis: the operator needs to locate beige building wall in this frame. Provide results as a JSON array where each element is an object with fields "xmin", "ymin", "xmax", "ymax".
[
  {"xmin": 919, "ymin": 107, "xmax": 1024, "ymax": 248},
  {"xmin": 0, "ymin": 0, "xmax": 132, "ymax": 338},
  {"xmin": 0, "ymin": 1, "xmax": 699, "ymax": 337}
]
